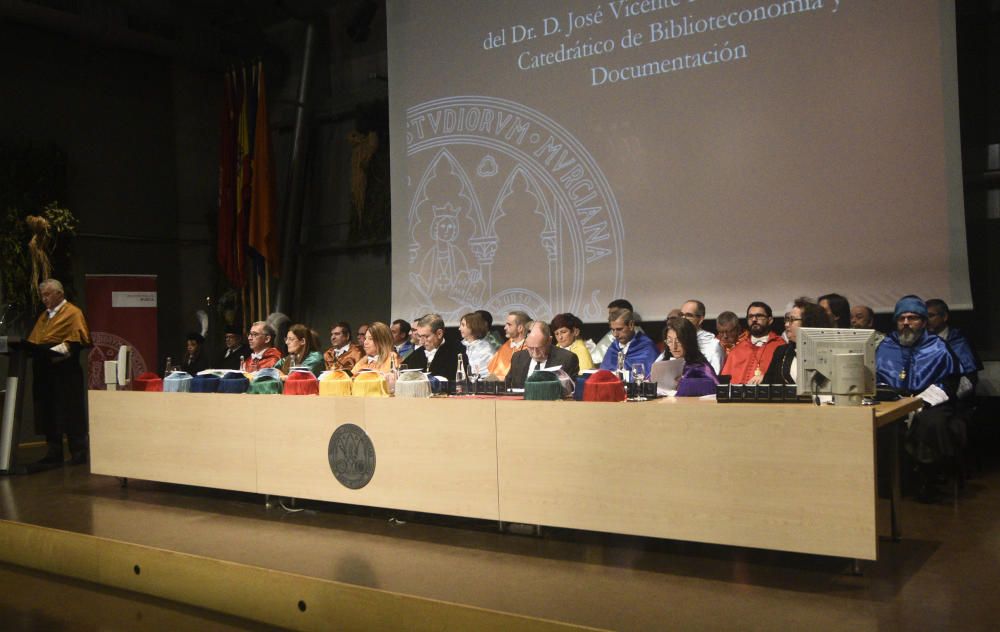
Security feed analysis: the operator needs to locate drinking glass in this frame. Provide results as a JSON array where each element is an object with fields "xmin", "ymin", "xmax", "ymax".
[{"xmin": 630, "ymin": 363, "xmax": 647, "ymax": 401}]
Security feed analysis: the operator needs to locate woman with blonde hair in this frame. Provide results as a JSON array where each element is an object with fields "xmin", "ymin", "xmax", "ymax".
[
  {"xmin": 352, "ymin": 321, "xmax": 400, "ymax": 375},
  {"xmin": 275, "ymin": 324, "xmax": 324, "ymax": 376}
]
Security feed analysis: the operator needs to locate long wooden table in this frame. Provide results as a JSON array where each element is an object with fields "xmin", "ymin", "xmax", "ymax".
[{"xmin": 89, "ymin": 392, "xmax": 920, "ymax": 561}]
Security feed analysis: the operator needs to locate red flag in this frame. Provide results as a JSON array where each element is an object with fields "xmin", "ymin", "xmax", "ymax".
[
  {"xmin": 234, "ymin": 69, "xmax": 251, "ymax": 286},
  {"xmin": 216, "ymin": 72, "xmax": 241, "ymax": 287},
  {"xmin": 249, "ymin": 61, "xmax": 280, "ymax": 275}
]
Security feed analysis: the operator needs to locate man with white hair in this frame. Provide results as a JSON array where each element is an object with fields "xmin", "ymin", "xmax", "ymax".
[{"xmin": 27, "ymin": 279, "xmax": 92, "ymax": 466}]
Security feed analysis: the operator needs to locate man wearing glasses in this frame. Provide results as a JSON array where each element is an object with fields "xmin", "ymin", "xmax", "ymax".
[
  {"xmin": 876, "ymin": 295, "xmax": 961, "ymax": 502},
  {"xmin": 404, "ymin": 313, "xmax": 469, "ymax": 379},
  {"xmin": 680, "ymin": 300, "xmax": 725, "ymax": 374},
  {"xmin": 241, "ymin": 321, "xmax": 282, "ymax": 372},
  {"xmin": 506, "ymin": 321, "xmax": 580, "ymax": 389},
  {"xmin": 720, "ymin": 302, "xmax": 785, "ymax": 385}
]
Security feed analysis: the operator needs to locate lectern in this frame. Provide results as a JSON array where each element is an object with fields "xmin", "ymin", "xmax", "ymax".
[{"xmin": 0, "ymin": 336, "xmax": 38, "ymax": 474}]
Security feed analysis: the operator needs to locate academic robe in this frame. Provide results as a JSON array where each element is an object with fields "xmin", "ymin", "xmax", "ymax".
[
  {"xmin": 218, "ymin": 343, "xmax": 251, "ymax": 371},
  {"xmin": 876, "ymin": 330, "xmax": 961, "ymax": 464},
  {"xmin": 241, "ymin": 347, "xmax": 282, "ymax": 372},
  {"xmin": 721, "ymin": 332, "xmax": 785, "ymax": 384},
  {"xmin": 598, "ymin": 330, "xmax": 661, "ymax": 375},
  {"xmin": 405, "ymin": 338, "xmax": 470, "ymax": 380},
  {"xmin": 352, "ymin": 350, "xmax": 401, "ymax": 376},
  {"xmin": 676, "ymin": 361, "xmax": 720, "ymax": 397},
  {"xmin": 324, "ymin": 343, "xmax": 364, "ymax": 372},
  {"xmin": 940, "ymin": 328, "xmax": 983, "ymax": 379},
  {"xmin": 463, "ymin": 337, "xmax": 497, "ymax": 378},
  {"xmin": 28, "ymin": 300, "xmax": 92, "ymax": 454},
  {"xmin": 276, "ymin": 350, "xmax": 325, "ymax": 376},
  {"xmin": 487, "ymin": 339, "xmax": 525, "ymax": 379}
]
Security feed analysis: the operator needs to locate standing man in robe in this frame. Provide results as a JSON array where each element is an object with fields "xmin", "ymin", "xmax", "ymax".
[
  {"xmin": 487, "ymin": 310, "xmax": 531, "ymax": 379},
  {"xmin": 720, "ymin": 302, "xmax": 785, "ymax": 384},
  {"xmin": 28, "ymin": 279, "xmax": 92, "ymax": 466}
]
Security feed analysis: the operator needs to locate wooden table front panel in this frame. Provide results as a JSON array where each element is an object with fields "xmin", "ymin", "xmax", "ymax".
[{"xmin": 495, "ymin": 398, "xmax": 878, "ymax": 560}]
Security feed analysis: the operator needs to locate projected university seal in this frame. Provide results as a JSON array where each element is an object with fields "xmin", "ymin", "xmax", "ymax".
[{"xmin": 404, "ymin": 96, "xmax": 623, "ymax": 324}]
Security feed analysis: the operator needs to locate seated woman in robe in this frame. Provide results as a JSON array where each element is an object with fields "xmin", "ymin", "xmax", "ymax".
[
  {"xmin": 352, "ymin": 321, "xmax": 400, "ymax": 375},
  {"xmin": 276, "ymin": 324, "xmax": 325, "ymax": 376},
  {"xmin": 550, "ymin": 313, "xmax": 595, "ymax": 371},
  {"xmin": 459, "ymin": 311, "xmax": 497, "ymax": 378},
  {"xmin": 663, "ymin": 317, "xmax": 719, "ymax": 397},
  {"xmin": 763, "ymin": 299, "xmax": 831, "ymax": 384}
]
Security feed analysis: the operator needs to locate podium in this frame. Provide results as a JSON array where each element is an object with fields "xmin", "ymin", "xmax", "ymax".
[{"xmin": 0, "ymin": 336, "xmax": 39, "ymax": 474}]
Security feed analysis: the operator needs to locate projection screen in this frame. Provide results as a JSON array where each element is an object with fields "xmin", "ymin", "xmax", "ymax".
[{"xmin": 387, "ymin": 0, "xmax": 971, "ymax": 324}]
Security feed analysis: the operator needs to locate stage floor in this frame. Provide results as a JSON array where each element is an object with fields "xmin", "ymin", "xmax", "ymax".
[{"xmin": 2, "ymin": 451, "xmax": 1000, "ymax": 631}]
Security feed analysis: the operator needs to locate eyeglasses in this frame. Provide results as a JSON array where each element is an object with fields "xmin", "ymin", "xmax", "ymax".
[
  {"xmin": 786, "ymin": 317, "xmax": 802, "ymax": 323},
  {"xmin": 248, "ymin": 331, "xmax": 265, "ymax": 338},
  {"xmin": 747, "ymin": 314, "xmax": 770, "ymax": 321},
  {"xmin": 680, "ymin": 312, "xmax": 700, "ymax": 319}
]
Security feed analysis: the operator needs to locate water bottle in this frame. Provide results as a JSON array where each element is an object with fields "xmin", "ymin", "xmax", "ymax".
[
  {"xmin": 616, "ymin": 349, "xmax": 626, "ymax": 381},
  {"xmin": 164, "ymin": 356, "xmax": 172, "ymax": 376},
  {"xmin": 454, "ymin": 354, "xmax": 467, "ymax": 395}
]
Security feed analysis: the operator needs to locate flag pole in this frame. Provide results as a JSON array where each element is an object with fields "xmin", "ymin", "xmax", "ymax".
[{"xmin": 265, "ymin": 261, "xmax": 271, "ymax": 315}]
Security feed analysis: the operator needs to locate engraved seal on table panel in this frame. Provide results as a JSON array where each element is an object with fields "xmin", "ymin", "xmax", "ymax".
[
  {"xmin": 404, "ymin": 95, "xmax": 624, "ymax": 325},
  {"xmin": 328, "ymin": 424, "xmax": 376, "ymax": 489}
]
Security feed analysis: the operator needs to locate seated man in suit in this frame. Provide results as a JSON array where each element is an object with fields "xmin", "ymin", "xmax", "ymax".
[
  {"xmin": 506, "ymin": 321, "xmax": 580, "ymax": 389},
  {"xmin": 404, "ymin": 313, "xmax": 469, "ymax": 379},
  {"xmin": 218, "ymin": 325, "xmax": 250, "ymax": 370}
]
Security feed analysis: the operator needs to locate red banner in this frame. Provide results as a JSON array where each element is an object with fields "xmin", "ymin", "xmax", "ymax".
[{"xmin": 84, "ymin": 275, "xmax": 158, "ymax": 390}]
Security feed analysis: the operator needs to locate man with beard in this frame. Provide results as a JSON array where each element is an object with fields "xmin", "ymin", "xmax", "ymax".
[
  {"xmin": 720, "ymin": 302, "xmax": 785, "ymax": 384},
  {"xmin": 876, "ymin": 295, "xmax": 960, "ymax": 501},
  {"xmin": 487, "ymin": 310, "xmax": 531, "ymax": 379}
]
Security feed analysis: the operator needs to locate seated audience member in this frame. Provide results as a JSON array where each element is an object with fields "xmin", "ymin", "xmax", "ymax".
[
  {"xmin": 476, "ymin": 309, "xmax": 503, "ymax": 349},
  {"xmin": 218, "ymin": 325, "xmax": 250, "ymax": 370},
  {"xmin": 242, "ymin": 321, "xmax": 282, "ymax": 372},
  {"xmin": 818, "ymin": 293, "xmax": 851, "ymax": 328},
  {"xmin": 850, "ymin": 304, "xmax": 886, "ymax": 346},
  {"xmin": 353, "ymin": 321, "xmax": 401, "ymax": 375},
  {"xmin": 926, "ymin": 299, "xmax": 983, "ymax": 386},
  {"xmin": 487, "ymin": 310, "xmax": 531, "ymax": 379},
  {"xmin": 762, "ymin": 299, "xmax": 830, "ymax": 384},
  {"xmin": 679, "ymin": 300, "xmax": 725, "ymax": 373},
  {"xmin": 876, "ymin": 295, "xmax": 961, "ymax": 501},
  {"xmin": 715, "ymin": 311, "xmax": 747, "ymax": 354},
  {"xmin": 406, "ymin": 313, "xmax": 469, "ymax": 378},
  {"xmin": 598, "ymin": 308, "xmax": 659, "ymax": 376},
  {"xmin": 275, "ymin": 324, "xmax": 324, "ymax": 376},
  {"xmin": 551, "ymin": 313, "xmax": 595, "ymax": 371},
  {"xmin": 459, "ymin": 311, "xmax": 497, "ymax": 378},
  {"xmin": 390, "ymin": 319, "xmax": 415, "ymax": 360},
  {"xmin": 662, "ymin": 317, "xmax": 719, "ymax": 397},
  {"xmin": 720, "ymin": 302, "xmax": 785, "ymax": 384},
  {"xmin": 851, "ymin": 304, "xmax": 876, "ymax": 329},
  {"xmin": 356, "ymin": 323, "xmax": 370, "ymax": 348},
  {"xmin": 180, "ymin": 332, "xmax": 209, "ymax": 374},
  {"xmin": 591, "ymin": 299, "xmax": 637, "ymax": 363},
  {"xmin": 507, "ymin": 321, "xmax": 580, "ymax": 389},
  {"xmin": 324, "ymin": 322, "xmax": 364, "ymax": 372}
]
